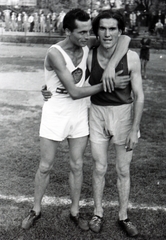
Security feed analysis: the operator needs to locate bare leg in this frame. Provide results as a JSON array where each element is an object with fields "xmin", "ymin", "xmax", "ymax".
[
  {"xmin": 141, "ymin": 59, "xmax": 144, "ymax": 76},
  {"xmin": 91, "ymin": 141, "xmax": 109, "ymax": 218},
  {"xmin": 115, "ymin": 144, "xmax": 133, "ymax": 220},
  {"xmin": 68, "ymin": 136, "xmax": 88, "ymax": 216},
  {"xmin": 143, "ymin": 60, "xmax": 148, "ymax": 78},
  {"xmin": 33, "ymin": 137, "xmax": 60, "ymax": 214}
]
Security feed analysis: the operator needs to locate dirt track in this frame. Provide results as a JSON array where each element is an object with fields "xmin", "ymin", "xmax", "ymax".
[
  {"xmin": 0, "ymin": 43, "xmax": 49, "ymax": 107},
  {"xmin": 0, "ymin": 43, "xmax": 166, "ymax": 107}
]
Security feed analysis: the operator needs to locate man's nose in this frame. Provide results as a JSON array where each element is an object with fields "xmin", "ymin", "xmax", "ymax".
[
  {"xmin": 105, "ymin": 29, "xmax": 111, "ymax": 37},
  {"xmin": 85, "ymin": 31, "xmax": 90, "ymax": 39}
]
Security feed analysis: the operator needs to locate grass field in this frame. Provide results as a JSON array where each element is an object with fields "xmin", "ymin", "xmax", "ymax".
[{"xmin": 0, "ymin": 45, "xmax": 166, "ymax": 240}]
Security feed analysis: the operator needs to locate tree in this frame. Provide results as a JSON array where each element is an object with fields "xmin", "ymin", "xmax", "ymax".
[{"xmin": 135, "ymin": 0, "xmax": 165, "ymax": 13}]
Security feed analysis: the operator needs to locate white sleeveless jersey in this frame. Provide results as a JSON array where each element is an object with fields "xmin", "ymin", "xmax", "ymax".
[
  {"xmin": 40, "ymin": 44, "xmax": 89, "ymax": 140},
  {"xmin": 45, "ymin": 44, "xmax": 89, "ymax": 99}
]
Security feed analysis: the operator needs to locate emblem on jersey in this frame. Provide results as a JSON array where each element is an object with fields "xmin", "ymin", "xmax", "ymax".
[
  {"xmin": 56, "ymin": 67, "xmax": 83, "ymax": 94},
  {"xmin": 72, "ymin": 68, "xmax": 83, "ymax": 84}
]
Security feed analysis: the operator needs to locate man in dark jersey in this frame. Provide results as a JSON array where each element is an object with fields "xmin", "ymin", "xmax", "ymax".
[{"xmin": 87, "ymin": 10, "xmax": 144, "ymax": 237}]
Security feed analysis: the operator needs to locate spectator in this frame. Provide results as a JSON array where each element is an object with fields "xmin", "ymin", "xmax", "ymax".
[
  {"xmin": 40, "ymin": 13, "xmax": 46, "ymax": 33},
  {"xmin": 129, "ymin": 11, "xmax": 136, "ymax": 29},
  {"xmin": 57, "ymin": 10, "xmax": 66, "ymax": 35},
  {"xmin": 87, "ymin": 8, "xmax": 91, "ymax": 19},
  {"xmin": 23, "ymin": 12, "xmax": 28, "ymax": 33},
  {"xmin": 28, "ymin": 14, "xmax": 34, "ymax": 32},
  {"xmin": 46, "ymin": 13, "xmax": 51, "ymax": 33},
  {"xmin": 11, "ymin": 12, "xmax": 16, "ymax": 31},
  {"xmin": 34, "ymin": 12, "xmax": 39, "ymax": 32},
  {"xmin": 155, "ymin": 19, "xmax": 163, "ymax": 36},
  {"xmin": 140, "ymin": 31, "xmax": 151, "ymax": 79},
  {"xmin": 3, "ymin": 9, "xmax": 11, "ymax": 31},
  {"xmin": 91, "ymin": 9, "xmax": 98, "ymax": 21},
  {"xmin": 51, "ymin": 12, "xmax": 57, "ymax": 32},
  {"xmin": 136, "ymin": 11, "xmax": 141, "ymax": 34},
  {"xmin": 17, "ymin": 13, "xmax": 22, "ymax": 31}
]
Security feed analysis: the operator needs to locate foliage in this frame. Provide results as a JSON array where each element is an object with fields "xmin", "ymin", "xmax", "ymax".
[{"xmin": 135, "ymin": 0, "xmax": 166, "ymax": 13}]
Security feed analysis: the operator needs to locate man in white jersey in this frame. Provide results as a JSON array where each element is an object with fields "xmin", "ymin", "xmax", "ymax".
[{"xmin": 22, "ymin": 8, "xmax": 130, "ymax": 231}]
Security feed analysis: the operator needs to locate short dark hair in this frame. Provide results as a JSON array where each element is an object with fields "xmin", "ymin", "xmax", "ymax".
[
  {"xmin": 63, "ymin": 8, "xmax": 90, "ymax": 32},
  {"xmin": 92, "ymin": 10, "xmax": 125, "ymax": 37}
]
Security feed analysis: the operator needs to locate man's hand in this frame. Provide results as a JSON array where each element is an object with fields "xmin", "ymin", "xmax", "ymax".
[
  {"xmin": 41, "ymin": 85, "xmax": 52, "ymax": 101},
  {"xmin": 125, "ymin": 130, "xmax": 138, "ymax": 152},
  {"xmin": 101, "ymin": 66, "xmax": 115, "ymax": 92},
  {"xmin": 101, "ymin": 69, "xmax": 130, "ymax": 92},
  {"xmin": 114, "ymin": 70, "xmax": 131, "ymax": 89}
]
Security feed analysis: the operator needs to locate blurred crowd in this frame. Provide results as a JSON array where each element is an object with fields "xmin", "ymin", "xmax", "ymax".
[
  {"xmin": 0, "ymin": 9, "xmax": 66, "ymax": 34},
  {"xmin": 124, "ymin": 10, "xmax": 166, "ymax": 37},
  {"xmin": 0, "ymin": 8, "xmax": 166, "ymax": 38}
]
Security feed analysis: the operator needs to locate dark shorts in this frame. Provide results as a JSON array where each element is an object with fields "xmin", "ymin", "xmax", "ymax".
[{"xmin": 140, "ymin": 48, "xmax": 150, "ymax": 61}]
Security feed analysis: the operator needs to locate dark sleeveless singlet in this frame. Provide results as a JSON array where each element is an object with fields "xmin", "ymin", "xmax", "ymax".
[{"xmin": 89, "ymin": 47, "xmax": 133, "ymax": 106}]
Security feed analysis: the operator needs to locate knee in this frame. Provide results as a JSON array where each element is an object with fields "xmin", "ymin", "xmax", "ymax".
[
  {"xmin": 70, "ymin": 159, "xmax": 83, "ymax": 175},
  {"xmin": 39, "ymin": 162, "xmax": 53, "ymax": 175},
  {"xmin": 94, "ymin": 162, "xmax": 107, "ymax": 177},
  {"xmin": 116, "ymin": 164, "xmax": 130, "ymax": 179}
]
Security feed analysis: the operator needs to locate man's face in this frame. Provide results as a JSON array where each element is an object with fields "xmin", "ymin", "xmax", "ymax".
[
  {"xmin": 69, "ymin": 19, "xmax": 91, "ymax": 47},
  {"xmin": 98, "ymin": 18, "xmax": 122, "ymax": 50}
]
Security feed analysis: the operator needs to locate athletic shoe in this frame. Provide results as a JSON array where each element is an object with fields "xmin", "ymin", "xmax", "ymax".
[
  {"xmin": 22, "ymin": 210, "xmax": 41, "ymax": 230},
  {"xmin": 89, "ymin": 215, "xmax": 104, "ymax": 233},
  {"xmin": 70, "ymin": 213, "xmax": 89, "ymax": 231},
  {"xmin": 118, "ymin": 219, "xmax": 138, "ymax": 237}
]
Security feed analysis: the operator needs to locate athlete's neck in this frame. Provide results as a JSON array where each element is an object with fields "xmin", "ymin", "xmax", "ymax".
[
  {"xmin": 59, "ymin": 38, "xmax": 82, "ymax": 53},
  {"xmin": 98, "ymin": 44, "xmax": 117, "ymax": 60}
]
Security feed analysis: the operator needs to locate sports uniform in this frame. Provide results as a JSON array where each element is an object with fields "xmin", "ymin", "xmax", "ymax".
[
  {"xmin": 89, "ymin": 47, "xmax": 133, "ymax": 145},
  {"xmin": 40, "ymin": 44, "xmax": 89, "ymax": 141}
]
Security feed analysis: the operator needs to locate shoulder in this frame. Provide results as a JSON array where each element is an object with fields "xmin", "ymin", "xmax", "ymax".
[
  {"xmin": 127, "ymin": 49, "xmax": 140, "ymax": 71},
  {"xmin": 127, "ymin": 49, "xmax": 139, "ymax": 62},
  {"xmin": 45, "ymin": 45, "xmax": 66, "ymax": 69},
  {"xmin": 47, "ymin": 45, "xmax": 64, "ymax": 60}
]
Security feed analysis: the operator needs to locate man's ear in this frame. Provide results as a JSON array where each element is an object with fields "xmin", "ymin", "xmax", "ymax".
[
  {"xmin": 65, "ymin": 28, "xmax": 71, "ymax": 36},
  {"xmin": 118, "ymin": 30, "xmax": 122, "ymax": 37}
]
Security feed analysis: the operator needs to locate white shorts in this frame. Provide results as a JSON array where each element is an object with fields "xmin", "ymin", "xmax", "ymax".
[
  {"xmin": 90, "ymin": 103, "xmax": 134, "ymax": 145},
  {"xmin": 40, "ymin": 97, "xmax": 89, "ymax": 141}
]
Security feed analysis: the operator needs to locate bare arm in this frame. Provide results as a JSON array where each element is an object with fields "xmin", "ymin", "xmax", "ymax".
[
  {"xmin": 46, "ymin": 48, "xmax": 103, "ymax": 100},
  {"xmin": 102, "ymin": 35, "xmax": 131, "ymax": 92},
  {"xmin": 125, "ymin": 50, "xmax": 144, "ymax": 151}
]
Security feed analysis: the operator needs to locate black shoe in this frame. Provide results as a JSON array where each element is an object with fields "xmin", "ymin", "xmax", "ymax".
[
  {"xmin": 22, "ymin": 210, "xmax": 41, "ymax": 230},
  {"xmin": 118, "ymin": 219, "xmax": 138, "ymax": 237},
  {"xmin": 70, "ymin": 213, "xmax": 89, "ymax": 231},
  {"xmin": 89, "ymin": 215, "xmax": 104, "ymax": 233}
]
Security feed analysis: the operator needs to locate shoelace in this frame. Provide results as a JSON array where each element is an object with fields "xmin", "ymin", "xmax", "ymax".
[
  {"xmin": 92, "ymin": 216, "xmax": 102, "ymax": 225},
  {"xmin": 28, "ymin": 212, "xmax": 35, "ymax": 219},
  {"xmin": 125, "ymin": 221, "xmax": 134, "ymax": 229}
]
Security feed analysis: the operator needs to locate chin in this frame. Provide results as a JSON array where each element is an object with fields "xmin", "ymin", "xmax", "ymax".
[
  {"xmin": 80, "ymin": 42, "xmax": 87, "ymax": 47},
  {"xmin": 103, "ymin": 44, "xmax": 113, "ymax": 49}
]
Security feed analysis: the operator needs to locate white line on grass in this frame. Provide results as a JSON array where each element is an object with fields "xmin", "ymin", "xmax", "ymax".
[{"xmin": 0, "ymin": 194, "xmax": 166, "ymax": 212}]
